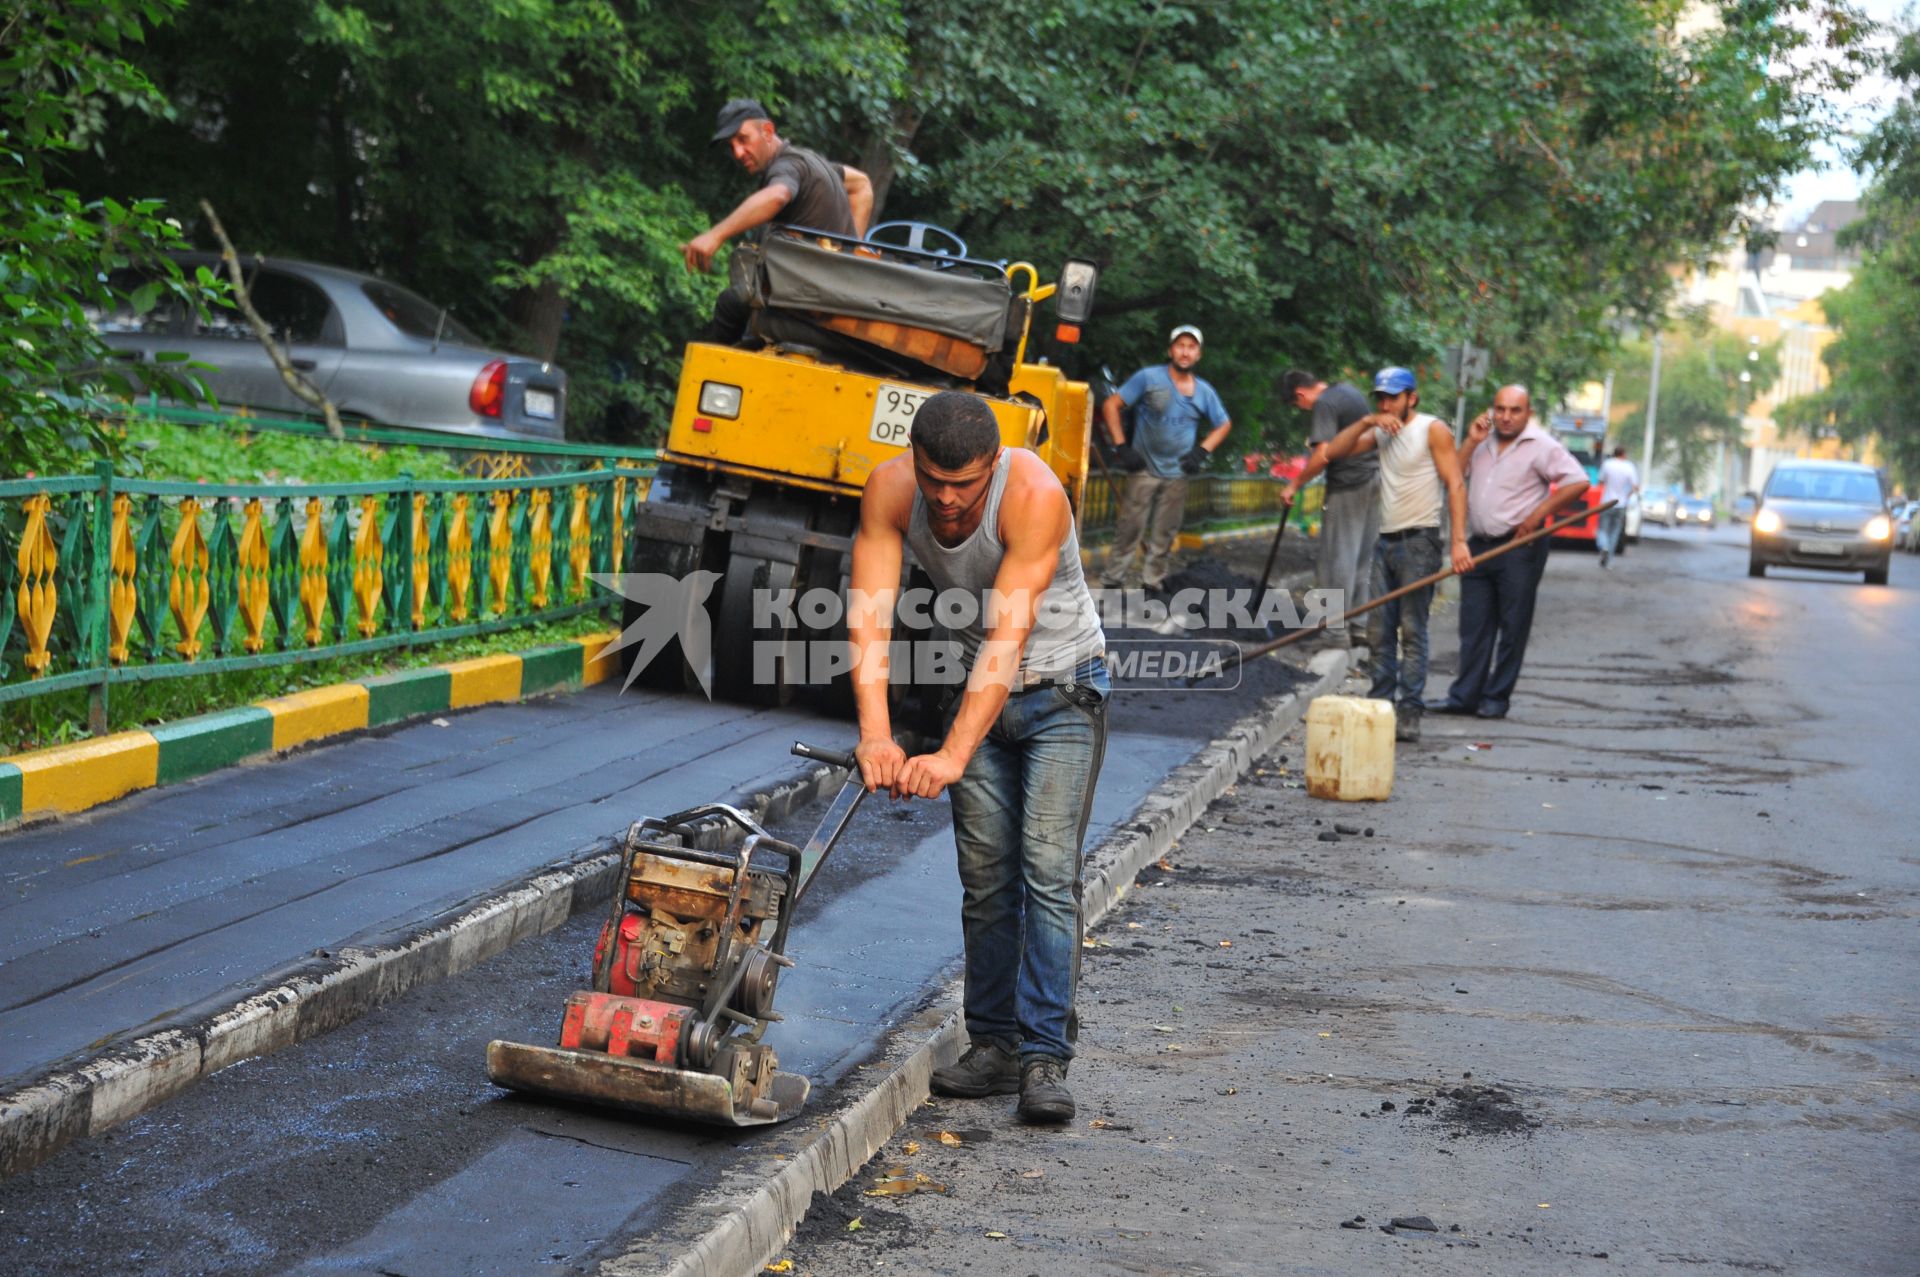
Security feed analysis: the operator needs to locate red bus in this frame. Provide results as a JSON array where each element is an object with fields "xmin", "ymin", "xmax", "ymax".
[{"xmin": 1548, "ymin": 415, "xmax": 1606, "ymax": 546}]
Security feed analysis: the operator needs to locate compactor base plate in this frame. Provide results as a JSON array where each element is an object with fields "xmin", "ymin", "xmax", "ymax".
[{"xmin": 485, "ymin": 1039, "xmax": 810, "ymax": 1127}]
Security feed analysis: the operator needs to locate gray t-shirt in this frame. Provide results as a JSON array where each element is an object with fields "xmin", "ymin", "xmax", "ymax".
[
  {"xmin": 760, "ymin": 143, "xmax": 854, "ymax": 237},
  {"xmin": 1308, "ymin": 382, "xmax": 1380, "ymax": 491}
]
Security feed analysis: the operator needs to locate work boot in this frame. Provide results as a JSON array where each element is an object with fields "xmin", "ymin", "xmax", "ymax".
[
  {"xmin": 930, "ymin": 1040, "xmax": 1020, "ymax": 1098},
  {"xmin": 1017, "ymin": 1055, "xmax": 1075, "ymax": 1124},
  {"xmin": 1395, "ymin": 702, "xmax": 1422, "ymax": 743}
]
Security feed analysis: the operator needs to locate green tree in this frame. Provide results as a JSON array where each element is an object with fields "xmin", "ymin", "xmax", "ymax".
[
  {"xmin": 834, "ymin": 0, "xmax": 1865, "ymax": 452},
  {"xmin": 57, "ymin": 0, "xmax": 1866, "ymax": 453},
  {"xmin": 1781, "ymin": 27, "xmax": 1920, "ymax": 490},
  {"xmin": 0, "ymin": 0, "xmax": 210, "ymax": 475},
  {"xmin": 1611, "ymin": 321, "xmax": 1781, "ymax": 490}
]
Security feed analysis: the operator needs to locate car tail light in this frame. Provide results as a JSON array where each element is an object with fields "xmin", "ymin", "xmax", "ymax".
[{"xmin": 470, "ymin": 360, "xmax": 507, "ymax": 417}]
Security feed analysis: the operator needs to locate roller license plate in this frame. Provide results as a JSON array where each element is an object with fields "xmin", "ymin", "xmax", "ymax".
[
  {"xmin": 525, "ymin": 388, "xmax": 557, "ymax": 420},
  {"xmin": 1797, "ymin": 540, "xmax": 1844, "ymax": 555},
  {"xmin": 868, "ymin": 384, "xmax": 927, "ymax": 447}
]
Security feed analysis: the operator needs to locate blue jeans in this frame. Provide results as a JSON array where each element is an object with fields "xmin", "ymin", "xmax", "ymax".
[
  {"xmin": 1367, "ymin": 528, "xmax": 1441, "ymax": 706},
  {"xmin": 1596, "ymin": 507, "xmax": 1626, "ymax": 555},
  {"xmin": 946, "ymin": 657, "xmax": 1109, "ymax": 1062}
]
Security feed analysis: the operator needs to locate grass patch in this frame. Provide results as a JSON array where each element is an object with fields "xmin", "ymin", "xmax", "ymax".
[
  {"xmin": 2, "ymin": 611, "xmax": 619, "ymax": 755},
  {"xmin": 115, "ymin": 417, "xmax": 467, "ymax": 485}
]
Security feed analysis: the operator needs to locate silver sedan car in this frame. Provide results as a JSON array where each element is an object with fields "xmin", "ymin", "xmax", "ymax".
[{"xmin": 93, "ymin": 252, "xmax": 567, "ymax": 440}]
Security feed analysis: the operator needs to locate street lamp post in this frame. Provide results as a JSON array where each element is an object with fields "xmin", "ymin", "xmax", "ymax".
[{"xmin": 1642, "ymin": 332, "xmax": 1662, "ymax": 485}]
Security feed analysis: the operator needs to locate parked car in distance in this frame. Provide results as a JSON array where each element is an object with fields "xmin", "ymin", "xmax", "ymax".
[
  {"xmin": 1749, "ymin": 459, "xmax": 1894, "ymax": 585},
  {"xmin": 1674, "ymin": 493, "xmax": 1716, "ymax": 528},
  {"xmin": 1894, "ymin": 500, "xmax": 1917, "ymax": 552},
  {"xmin": 89, "ymin": 252, "xmax": 567, "ymax": 441},
  {"xmin": 1641, "ymin": 487, "xmax": 1678, "ymax": 526},
  {"xmin": 1731, "ymin": 492, "xmax": 1758, "ymax": 522}
]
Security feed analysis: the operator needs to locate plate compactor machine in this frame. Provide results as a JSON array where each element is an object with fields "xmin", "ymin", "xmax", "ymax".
[{"xmin": 486, "ymin": 743, "xmax": 866, "ymax": 1125}]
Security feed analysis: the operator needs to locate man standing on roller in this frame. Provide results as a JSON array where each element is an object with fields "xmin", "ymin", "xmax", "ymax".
[
  {"xmin": 682, "ymin": 97, "xmax": 874, "ymax": 344},
  {"xmin": 848, "ymin": 391, "xmax": 1108, "ymax": 1124}
]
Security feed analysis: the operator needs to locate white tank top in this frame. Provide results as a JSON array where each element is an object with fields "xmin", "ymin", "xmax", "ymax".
[
  {"xmin": 905, "ymin": 450, "xmax": 1105, "ymax": 680},
  {"xmin": 1373, "ymin": 413, "xmax": 1444, "ymax": 534}
]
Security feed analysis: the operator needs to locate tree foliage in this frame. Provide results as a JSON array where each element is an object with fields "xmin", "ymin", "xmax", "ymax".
[
  {"xmin": 34, "ymin": 0, "xmax": 1872, "ymax": 455},
  {"xmin": 0, "ymin": 0, "xmax": 211, "ymax": 476},
  {"xmin": 1609, "ymin": 320, "xmax": 1781, "ymax": 491},
  {"xmin": 1780, "ymin": 27, "xmax": 1920, "ymax": 490}
]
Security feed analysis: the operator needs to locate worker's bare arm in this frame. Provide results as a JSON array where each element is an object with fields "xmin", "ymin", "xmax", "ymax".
[
  {"xmin": 1428, "ymin": 421, "xmax": 1475, "ymax": 574},
  {"xmin": 841, "ymin": 165, "xmax": 874, "ymax": 237},
  {"xmin": 849, "ymin": 458, "xmax": 914, "ymax": 793},
  {"xmin": 681, "ymin": 186, "xmax": 791, "ymax": 273}
]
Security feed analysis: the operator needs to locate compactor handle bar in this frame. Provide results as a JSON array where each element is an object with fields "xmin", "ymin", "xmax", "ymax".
[{"xmin": 792, "ymin": 741, "xmax": 858, "ymax": 772}]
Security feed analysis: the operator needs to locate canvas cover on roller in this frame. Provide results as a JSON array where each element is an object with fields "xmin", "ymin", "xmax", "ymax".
[{"xmin": 757, "ymin": 234, "xmax": 1012, "ymax": 352}]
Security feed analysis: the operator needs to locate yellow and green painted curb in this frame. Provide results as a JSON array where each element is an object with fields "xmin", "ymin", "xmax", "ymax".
[{"xmin": 0, "ymin": 630, "xmax": 625, "ymax": 827}]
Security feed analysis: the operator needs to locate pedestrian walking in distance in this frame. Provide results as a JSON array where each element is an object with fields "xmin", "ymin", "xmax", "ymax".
[
  {"xmin": 848, "ymin": 392, "xmax": 1109, "ymax": 1124},
  {"xmin": 1096, "ymin": 325, "xmax": 1233, "ymax": 592},
  {"xmin": 1317, "ymin": 367, "xmax": 1473, "ymax": 742},
  {"xmin": 1430, "ymin": 385, "xmax": 1590, "ymax": 720},
  {"xmin": 1280, "ymin": 368, "xmax": 1382, "ymax": 660},
  {"xmin": 1596, "ymin": 445, "xmax": 1638, "ymax": 568}
]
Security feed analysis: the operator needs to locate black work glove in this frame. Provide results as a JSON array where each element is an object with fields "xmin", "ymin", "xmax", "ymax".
[
  {"xmin": 1110, "ymin": 443, "xmax": 1147, "ymax": 473},
  {"xmin": 1180, "ymin": 445, "xmax": 1212, "ymax": 475}
]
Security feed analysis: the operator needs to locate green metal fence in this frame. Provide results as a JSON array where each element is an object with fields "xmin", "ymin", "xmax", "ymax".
[
  {"xmin": 0, "ymin": 463, "xmax": 651, "ymax": 731},
  {"xmin": 1078, "ymin": 470, "xmax": 1322, "ymax": 534},
  {"xmin": 1, "ymin": 458, "xmax": 1307, "ymax": 734}
]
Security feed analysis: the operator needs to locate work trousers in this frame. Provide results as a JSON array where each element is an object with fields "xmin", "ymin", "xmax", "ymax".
[
  {"xmin": 1441, "ymin": 533, "xmax": 1550, "ymax": 715},
  {"xmin": 1315, "ymin": 482, "xmax": 1381, "ymax": 640},
  {"xmin": 947, "ymin": 659, "xmax": 1109, "ymax": 1062},
  {"xmin": 1101, "ymin": 473, "xmax": 1188, "ymax": 589},
  {"xmin": 1367, "ymin": 527, "xmax": 1442, "ymax": 707}
]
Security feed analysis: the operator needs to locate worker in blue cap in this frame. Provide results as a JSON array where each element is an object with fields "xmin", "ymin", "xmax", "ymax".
[{"xmin": 1315, "ymin": 367, "xmax": 1472, "ymax": 741}]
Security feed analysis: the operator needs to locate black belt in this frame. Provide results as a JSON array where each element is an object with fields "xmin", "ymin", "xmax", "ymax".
[
  {"xmin": 1013, "ymin": 656, "xmax": 1107, "ymax": 693},
  {"xmin": 1377, "ymin": 526, "xmax": 1438, "ymax": 542}
]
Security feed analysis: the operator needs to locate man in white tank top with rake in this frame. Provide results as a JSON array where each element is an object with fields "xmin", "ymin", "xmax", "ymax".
[
  {"xmin": 1320, "ymin": 366, "xmax": 1473, "ymax": 743},
  {"xmin": 848, "ymin": 391, "xmax": 1107, "ymax": 1125}
]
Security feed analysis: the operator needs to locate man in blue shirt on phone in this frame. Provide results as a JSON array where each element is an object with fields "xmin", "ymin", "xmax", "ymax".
[{"xmin": 1096, "ymin": 325, "xmax": 1233, "ymax": 591}]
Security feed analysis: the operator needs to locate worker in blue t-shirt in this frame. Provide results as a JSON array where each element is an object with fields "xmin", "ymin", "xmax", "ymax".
[{"xmin": 1096, "ymin": 325, "xmax": 1233, "ymax": 591}]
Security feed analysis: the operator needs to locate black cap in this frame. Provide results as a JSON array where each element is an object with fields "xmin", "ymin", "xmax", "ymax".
[{"xmin": 710, "ymin": 98, "xmax": 771, "ymax": 144}]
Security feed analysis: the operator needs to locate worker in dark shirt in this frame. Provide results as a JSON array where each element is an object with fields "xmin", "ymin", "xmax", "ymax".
[
  {"xmin": 1279, "ymin": 369, "xmax": 1383, "ymax": 657},
  {"xmin": 683, "ymin": 98, "xmax": 874, "ymax": 343}
]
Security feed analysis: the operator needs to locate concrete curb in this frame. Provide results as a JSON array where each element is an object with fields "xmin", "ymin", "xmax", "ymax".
[
  {"xmin": 0, "ymin": 628, "xmax": 625, "ymax": 827},
  {"xmin": 619, "ymin": 646, "xmax": 1353, "ymax": 1277},
  {"xmin": 0, "ymin": 751, "xmax": 854, "ymax": 1178}
]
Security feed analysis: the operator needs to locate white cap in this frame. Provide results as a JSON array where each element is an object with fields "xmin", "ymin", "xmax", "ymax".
[{"xmin": 1168, "ymin": 324, "xmax": 1203, "ymax": 346}]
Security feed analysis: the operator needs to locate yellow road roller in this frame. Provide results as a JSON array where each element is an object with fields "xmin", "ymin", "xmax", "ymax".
[{"xmin": 623, "ymin": 225, "xmax": 1099, "ymax": 710}]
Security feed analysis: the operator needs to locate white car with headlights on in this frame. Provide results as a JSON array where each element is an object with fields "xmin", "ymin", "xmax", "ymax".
[{"xmin": 1749, "ymin": 459, "xmax": 1895, "ymax": 585}]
